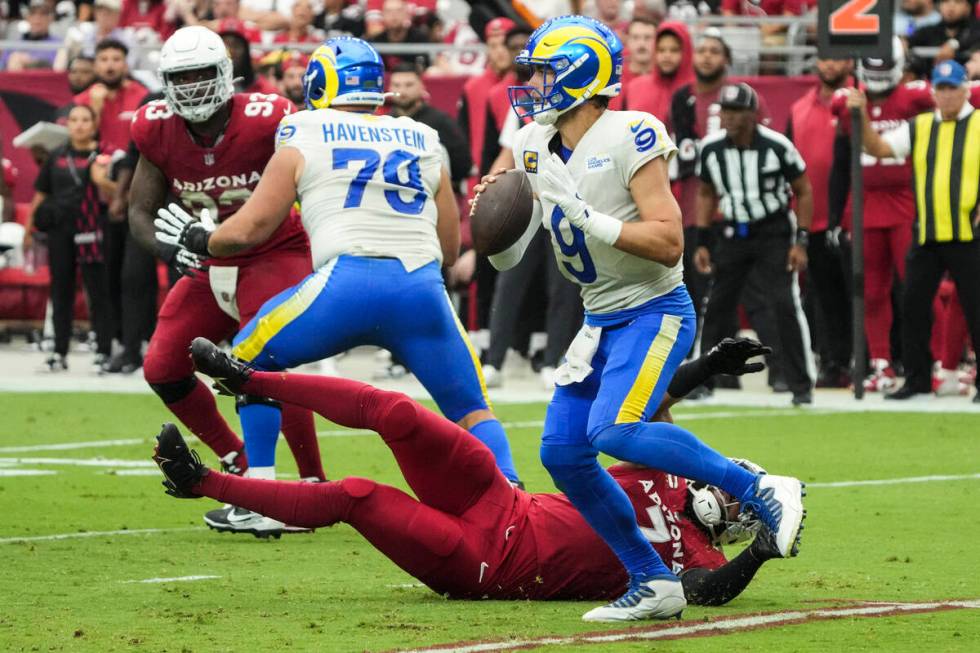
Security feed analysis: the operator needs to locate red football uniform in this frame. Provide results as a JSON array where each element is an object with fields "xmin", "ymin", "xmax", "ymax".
[
  {"xmin": 131, "ymin": 92, "xmax": 308, "ymax": 267},
  {"xmin": 196, "ymin": 376, "xmax": 729, "ymax": 601},
  {"xmin": 832, "ymin": 81, "xmax": 935, "ymax": 229},
  {"xmin": 134, "ymin": 92, "xmax": 318, "ymax": 477}
]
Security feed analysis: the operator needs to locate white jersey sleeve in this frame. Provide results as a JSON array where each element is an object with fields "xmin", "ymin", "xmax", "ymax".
[
  {"xmin": 512, "ymin": 110, "xmax": 684, "ymax": 315},
  {"xmin": 276, "ymin": 108, "xmax": 444, "ymax": 271}
]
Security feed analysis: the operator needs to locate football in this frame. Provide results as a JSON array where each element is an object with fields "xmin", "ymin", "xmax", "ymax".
[{"xmin": 470, "ymin": 169, "xmax": 534, "ymax": 256}]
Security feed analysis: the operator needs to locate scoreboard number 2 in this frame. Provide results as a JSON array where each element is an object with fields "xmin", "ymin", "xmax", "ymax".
[{"xmin": 829, "ymin": 0, "xmax": 879, "ymax": 35}]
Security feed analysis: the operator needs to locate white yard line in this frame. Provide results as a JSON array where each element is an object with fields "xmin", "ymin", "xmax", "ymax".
[
  {"xmin": 0, "ymin": 457, "xmax": 156, "ymax": 468},
  {"xmin": 0, "ymin": 527, "xmax": 203, "ymax": 544},
  {"xmin": 0, "ymin": 469, "xmax": 57, "ymax": 476},
  {"xmin": 808, "ymin": 473, "xmax": 980, "ymax": 488},
  {"xmin": 396, "ymin": 600, "xmax": 980, "ymax": 653},
  {"xmin": 121, "ymin": 575, "xmax": 220, "ymax": 584}
]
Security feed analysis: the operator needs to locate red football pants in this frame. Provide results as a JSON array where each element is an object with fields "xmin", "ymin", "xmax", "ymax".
[
  {"xmin": 144, "ymin": 251, "xmax": 323, "ymax": 479},
  {"xmin": 195, "ymin": 373, "xmax": 518, "ymax": 598},
  {"xmin": 864, "ymin": 226, "xmax": 912, "ymax": 360},
  {"xmin": 933, "ymin": 281, "xmax": 970, "ymax": 370}
]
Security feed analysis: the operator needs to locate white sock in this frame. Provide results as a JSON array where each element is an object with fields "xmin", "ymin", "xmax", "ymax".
[{"xmin": 245, "ymin": 466, "xmax": 276, "ymax": 480}]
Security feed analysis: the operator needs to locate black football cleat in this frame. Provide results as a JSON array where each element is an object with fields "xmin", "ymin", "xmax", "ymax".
[
  {"xmin": 152, "ymin": 423, "xmax": 208, "ymax": 499},
  {"xmin": 189, "ymin": 337, "xmax": 253, "ymax": 396}
]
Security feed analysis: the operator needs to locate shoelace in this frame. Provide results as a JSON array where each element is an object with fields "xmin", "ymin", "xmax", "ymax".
[
  {"xmin": 609, "ymin": 582, "xmax": 659, "ymax": 609},
  {"xmin": 742, "ymin": 486, "xmax": 782, "ymax": 532}
]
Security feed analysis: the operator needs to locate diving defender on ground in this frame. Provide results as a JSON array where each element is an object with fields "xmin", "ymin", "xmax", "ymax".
[
  {"xmin": 153, "ymin": 336, "xmax": 799, "ymax": 605},
  {"xmin": 127, "ymin": 26, "xmax": 325, "ymax": 536},
  {"xmin": 474, "ymin": 15, "xmax": 805, "ymax": 621},
  {"xmin": 154, "ymin": 37, "xmax": 522, "ymax": 486}
]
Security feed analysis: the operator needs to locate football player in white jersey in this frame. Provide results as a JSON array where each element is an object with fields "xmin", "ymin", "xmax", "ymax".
[
  {"xmin": 155, "ymin": 37, "xmax": 522, "ymax": 489},
  {"xmin": 476, "ymin": 15, "xmax": 805, "ymax": 622}
]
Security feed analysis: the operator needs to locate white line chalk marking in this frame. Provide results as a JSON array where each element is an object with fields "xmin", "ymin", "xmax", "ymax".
[
  {"xmin": 0, "ymin": 457, "xmax": 156, "ymax": 468},
  {"xmin": 809, "ymin": 473, "xmax": 980, "ymax": 488},
  {"xmin": 396, "ymin": 600, "xmax": 980, "ymax": 653},
  {"xmin": 0, "ymin": 469, "xmax": 57, "ymax": 477},
  {"xmin": 122, "ymin": 575, "xmax": 220, "ymax": 584},
  {"xmin": 0, "ymin": 527, "xmax": 202, "ymax": 544}
]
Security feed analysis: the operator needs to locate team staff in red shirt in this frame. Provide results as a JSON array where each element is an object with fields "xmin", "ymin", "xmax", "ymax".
[
  {"xmin": 625, "ymin": 21, "xmax": 694, "ymax": 126},
  {"xmin": 154, "ymin": 337, "xmax": 795, "ymax": 605},
  {"xmin": 73, "ymin": 39, "xmax": 148, "ymax": 154},
  {"xmin": 787, "ymin": 58, "xmax": 854, "ymax": 388}
]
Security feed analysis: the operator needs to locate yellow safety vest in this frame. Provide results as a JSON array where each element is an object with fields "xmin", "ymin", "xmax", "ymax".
[{"xmin": 910, "ymin": 108, "xmax": 980, "ymax": 245}]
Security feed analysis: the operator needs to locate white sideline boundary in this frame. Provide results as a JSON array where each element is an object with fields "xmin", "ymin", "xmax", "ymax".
[{"xmin": 396, "ymin": 600, "xmax": 980, "ymax": 653}]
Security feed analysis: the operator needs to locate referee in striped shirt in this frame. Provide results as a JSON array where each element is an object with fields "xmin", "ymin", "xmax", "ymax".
[{"xmin": 694, "ymin": 82, "xmax": 816, "ymax": 405}]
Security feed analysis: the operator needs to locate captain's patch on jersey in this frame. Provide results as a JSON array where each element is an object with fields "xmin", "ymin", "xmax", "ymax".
[
  {"xmin": 629, "ymin": 119, "xmax": 658, "ymax": 153},
  {"xmin": 524, "ymin": 150, "xmax": 538, "ymax": 173}
]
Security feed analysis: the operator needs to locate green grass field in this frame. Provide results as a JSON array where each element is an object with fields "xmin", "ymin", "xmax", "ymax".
[{"xmin": 1, "ymin": 392, "xmax": 978, "ymax": 652}]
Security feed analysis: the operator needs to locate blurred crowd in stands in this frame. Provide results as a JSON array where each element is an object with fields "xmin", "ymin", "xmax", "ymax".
[{"xmin": 1, "ymin": 0, "xmax": 979, "ymax": 402}]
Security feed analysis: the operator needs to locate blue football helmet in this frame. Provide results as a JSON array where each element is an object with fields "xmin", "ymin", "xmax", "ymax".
[
  {"xmin": 304, "ymin": 36, "xmax": 385, "ymax": 110},
  {"xmin": 508, "ymin": 15, "xmax": 623, "ymax": 125}
]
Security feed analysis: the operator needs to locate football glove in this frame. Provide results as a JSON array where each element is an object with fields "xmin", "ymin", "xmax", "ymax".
[
  {"xmin": 704, "ymin": 337, "xmax": 772, "ymax": 376},
  {"xmin": 538, "ymin": 153, "xmax": 622, "ymax": 246},
  {"xmin": 173, "ymin": 248, "xmax": 208, "ymax": 278},
  {"xmin": 155, "ymin": 203, "xmax": 215, "ymax": 257}
]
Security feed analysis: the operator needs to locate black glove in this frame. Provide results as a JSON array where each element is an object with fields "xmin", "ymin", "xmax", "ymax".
[{"xmin": 704, "ymin": 337, "xmax": 773, "ymax": 376}]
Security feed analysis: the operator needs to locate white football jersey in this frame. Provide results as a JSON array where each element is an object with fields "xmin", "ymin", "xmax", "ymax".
[
  {"xmin": 275, "ymin": 108, "xmax": 444, "ymax": 271},
  {"xmin": 511, "ymin": 110, "xmax": 683, "ymax": 315}
]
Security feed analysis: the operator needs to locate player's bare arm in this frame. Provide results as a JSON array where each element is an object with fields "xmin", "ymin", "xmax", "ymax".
[
  {"xmin": 619, "ymin": 156, "xmax": 684, "ymax": 266},
  {"xmin": 128, "ymin": 154, "xmax": 170, "ymax": 254},
  {"xmin": 434, "ymin": 166, "xmax": 460, "ymax": 266},
  {"xmin": 787, "ymin": 174, "xmax": 813, "ymax": 273},
  {"xmin": 206, "ymin": 147, "xmax": 303, "ymax": 257},
  {"xmin": 693, "ymin": 180, "xmax": 719, "ymax": 274}
]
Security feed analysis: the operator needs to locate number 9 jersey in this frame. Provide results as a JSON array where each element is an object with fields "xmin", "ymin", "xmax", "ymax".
[
  {"xmin": 511, "ymin": 110, "xmax": 682, "ymax": 316},
  {"xmin": 274, "ymin": 108, "xmax": 445, "ymax": 272},
  {"xmin": 131, "ymin": 92, "xmax": 309, "ymax": 266}
]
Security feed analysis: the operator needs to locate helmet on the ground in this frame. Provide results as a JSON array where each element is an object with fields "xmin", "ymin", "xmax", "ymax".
[
  {"xmin": 304, "ymin": 37, "xmax": 385, "ymax": 110},
  {"xmin": 158, "ymin": 26, "xmax": 234, "ymax": 123},
  {"xmin": 507, "ymin": 15, "xmax": 623, "ymax": 125},
  {"xmin": 858, "ymin": 36, "xmax": 905, "ymax": 94},
  {"xmin": 688, "ymin": 458, "xmax": 766, "ymax": 546}
]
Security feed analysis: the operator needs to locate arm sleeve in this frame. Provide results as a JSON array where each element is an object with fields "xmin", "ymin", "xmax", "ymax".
[
  {"xmin": 34, "ymin": 154, "xmax": 53, "ymax": 194},
  {"xmin": 680, "ymin": 545, "xmax": 767, "ymax": 606},
  {"xmin": 828, "ymin": 131, "xmax": 851, "ymax": 229},
  {"xmin": 488, "ymin": 199, "xmax": 543, "ymax": 271},
  {"xmin": 881, "ymin": 121, "xmax": 913, "ymax": 160}
]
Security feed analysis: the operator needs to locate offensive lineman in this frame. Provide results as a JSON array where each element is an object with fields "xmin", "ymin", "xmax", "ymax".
[
  {"xmin": 477, "ymin": 15, "xmax": 805, "ymax": 621},
  {"xmin": 128, "ymin": 26, "xmax": 324, "ymax": 536},
  {"xmin": 154, "ymin": 37, "xmax": 522, "ymax": 486},
  {"xmin": 152, "ymin": 336, "xmax": 797, "ymax": 605}
]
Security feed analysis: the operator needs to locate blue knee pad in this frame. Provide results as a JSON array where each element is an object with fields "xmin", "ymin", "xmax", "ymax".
[{"xmin": 539, "ymin": 441, "xmax": 673, "ymax": 581}]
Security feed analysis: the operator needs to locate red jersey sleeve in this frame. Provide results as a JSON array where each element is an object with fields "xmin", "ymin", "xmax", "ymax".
[{"xmin": 129, "ymin": 100, "xmax": 171, "ymax": 168}]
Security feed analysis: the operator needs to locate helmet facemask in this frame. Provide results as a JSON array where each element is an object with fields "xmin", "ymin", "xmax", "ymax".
[
  {"xmin": 688, "ymin": 483, "xmax": 761, "ymax": 546},
  {"xmin": 163, "ymin": 60, "xmax": 234, "ymax": 123}
]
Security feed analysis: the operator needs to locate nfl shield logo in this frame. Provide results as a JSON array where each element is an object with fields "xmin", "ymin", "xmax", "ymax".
[{"xmin": 204, "ymin": 152, "xmax": 215, "ymax": 166}]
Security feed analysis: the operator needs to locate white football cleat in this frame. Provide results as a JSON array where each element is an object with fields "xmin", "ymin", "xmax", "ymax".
[
  {"xmin": 482, "ymin": 364, "xmax": 503, "ymax": 389},
  {"xmin": 203, "ymin": 504, "xmax": 311, "ymax": 539},
  {"xmin": 742, "ymin": 475, "xmax": 805, "ymax": 558},
  {"xmin": 581, "ymin": 576, "xmax": 686, "ymax": 622}
]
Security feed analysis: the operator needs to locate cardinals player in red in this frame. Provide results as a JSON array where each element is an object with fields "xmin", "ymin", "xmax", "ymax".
[
  {"xmin": 153, "ymin": 337, "xmax": 797, "ymax": 609},
  {"xmin": 127, "ymin": 26, "xmax": 323, "ymax": 537},
  {"xmin": 831, "ymin": 38, "xmax": 935, "ymax": 392}
]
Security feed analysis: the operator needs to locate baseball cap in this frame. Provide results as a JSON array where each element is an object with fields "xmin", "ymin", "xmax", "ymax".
[
  {"xmin": 931, "ymin": 60, "xmax": 967, "ymax": 87},
  {"xmin": 719, "ymin": 82, "xmax": 758, "ymax": 110},
  {"xmin": 485, "ymin": 17, "xmax": 516, "ymax": 41}
]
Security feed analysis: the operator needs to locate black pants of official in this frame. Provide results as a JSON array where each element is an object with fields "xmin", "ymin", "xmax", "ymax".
[
  {"xmin": 46, "ymin": 228, "xmax": 112, "ymax": 358},
  {"xmin": 806, "ymin": 231, "xmax": 852, "ymax": 372},
  {"xmin": 701, "ymin": 225, "xmax": 813, "ymax": 394},
  {"xmin": 486, "ymin": 229, "xmax": 584, "ymax": 369},
  {"xmin": 119, "ymin": 228, "xmax": 159, "ymax": 361},
  {"xmin": 901, "ymin": 240, "xmax": 980, "ymax": 392}
]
